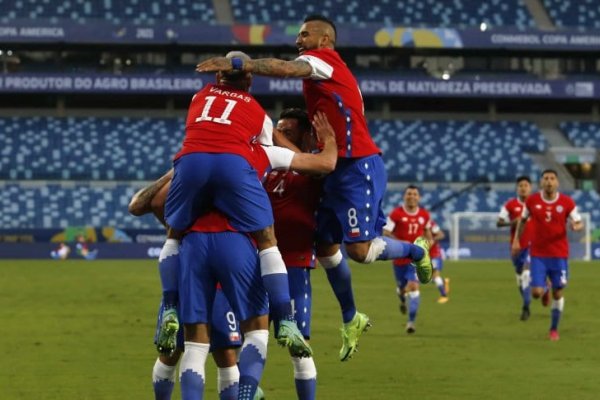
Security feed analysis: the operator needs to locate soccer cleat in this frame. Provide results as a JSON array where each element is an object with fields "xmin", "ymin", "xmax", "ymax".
[
  {"xmin": 520, "ymin": 306, "xmax": 530, "ymax": 321},
  {"xmin": 406, "ymin": 321, "xmax": 416, "ymax": 334},
  {"xmin": 277, "ymin": 320, "xmax": 313, "ymax": 358},
  {"xmin": 444, "ymin": 278, "xmax": 451, "ymax": 295},
  {"xmin": 437, "ymin": 296, "xmax": 449, "ymax": 304},
  {"xmin": 413, "ymin": 236, "xmax": 433, "ymax": 283},
  {"xmin": 253, "ymin": 386, "xmax": 265, "ymax": 400},
  {"xmin": 541, "ymin": 289, "xmax": 550, "ymax": 307},
  {"xmin": 156, "ymin": 307, "xmax": 179, "ymax": 356},
  {"xmin": 549, "ymin": 329, "xmax": 560, "ymax": 341},
  {"xmin": 339, "ymin": 312, "xmax": 371, "ymax": 362},
  {"xmin": 399, "ymin": 301, "xmax": 407, "ymax": 314}
]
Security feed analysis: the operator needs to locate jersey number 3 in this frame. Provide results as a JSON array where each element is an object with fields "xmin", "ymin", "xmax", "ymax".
[{"xmin": 196, "ymin": 96, "xmax": 237, "ymax": 125}]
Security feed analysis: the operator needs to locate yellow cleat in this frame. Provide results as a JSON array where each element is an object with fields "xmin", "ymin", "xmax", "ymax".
[{"xmin": 437, "ymin": 296, "xmax": 449, "ymax": 304}]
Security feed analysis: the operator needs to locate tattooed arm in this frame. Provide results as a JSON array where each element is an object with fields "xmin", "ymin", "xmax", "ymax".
[
  {"xmin": 196, "ymin": 57, "xmax": 312, "ymax": 78},
  {"xmin": 128, "ymin": 168, "xmax": 173, "ymax": 223}
]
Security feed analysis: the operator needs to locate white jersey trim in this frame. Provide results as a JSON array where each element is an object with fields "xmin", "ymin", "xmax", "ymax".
[
  {"xmin": 263, "ymin": 146, "xmax": 295, "ymax": 170},
  {"xmin": 296, "ymin": 55, "xmax": 333, "ymax": 80},
  {"xmin": 257, "ymin": 115, "xmax": 274, "ymax": 146}
]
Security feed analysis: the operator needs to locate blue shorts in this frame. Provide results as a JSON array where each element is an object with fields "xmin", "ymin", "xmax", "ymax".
[
  {"xmin": 178, "ymin": 231, "xmax": 268, "ymax": 325},
  {"xmin": 432, "ymin": 257, "xmax": 443, "ymax": 271},
  {"xmin": 210, "ymin": 289, "xmax": 243, "ymax": 349},
  {"xmin": 530, "ymin": 257, "xmax": 568, "ymax": 289},
  {"xmin": 393, "ymin": 264, "xmax": 418, "ymax": 287},
  {"xmin": 154, "ymin": 290, "xmax": 242, "ymax": 350},
  {"xmin": 316, "ymin": 155, "xmax": 387, "ymax": 244},
  {"xmin": 512, "ymin": 248, "xmax": 530, "ymax": 274},
  {"xmin": 272, "ymin": 267, "xmax": 312, "ymax": 339},
  {"xmin": 165, "ymin": 153, "xmax": 273, "ymax": 232}
]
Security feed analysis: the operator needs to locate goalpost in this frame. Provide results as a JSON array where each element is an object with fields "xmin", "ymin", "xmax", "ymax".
[{"xmin": 449, "ymin": 212, "xmax": 592, "ymax": 261}]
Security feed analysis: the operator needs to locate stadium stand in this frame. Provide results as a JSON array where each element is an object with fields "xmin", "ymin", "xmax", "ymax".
[
  {"xmin": 0, "ymin": 0, "xmax": 216, "ymax": 24},
  {"xmin": 230, "ymin": 0, "xmax": 534, "ymax": 27},
  {"xmin": 559, "ymin": 122, "xmax": 600, "ymax": 148},
  {"xmin": 372, "ymin": 120, "xmax": 547, "ymax": 182},
  {"xmin": 0, "ymin": 117, "xmax": 183, "ymax": 180},
  {"xmin": 543, "ymin": 0, "xmax": 600, "ymax": 29}
]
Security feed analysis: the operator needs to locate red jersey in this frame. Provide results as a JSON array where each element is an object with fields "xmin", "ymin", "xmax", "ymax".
[
  {"xmin": 430, "ymin": 221, "xmax": 442, "ymax": 259},
  {"xmin": 175, "ymin": 83, "xmax": 272, "ymax": 163},
  {"xmin": 498, "ymin": 198, "xmax": 532, "ymax": 249},
  {"xmin": 264, "ymin": 170, "xmax": 322, "ymax": 268},
  {"xmin": 523, "ymin": 192, "xmax": 580, "ymax": 258},
  {"xmin": 298, "ymin": 48, "xmax": 380, "ymax": 158},
  {"xmin": 386, "ymin": 206, "xmax": 431, "ymax": 266}
]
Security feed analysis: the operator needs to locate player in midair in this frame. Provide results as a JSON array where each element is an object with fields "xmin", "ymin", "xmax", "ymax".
[
  {"xmin": 512, "ymin": 170, "xmax": 583, "ymax": 340},
  {"xmin": 197, "ymin": 14, "xmax": 432, "ymax": 361}
]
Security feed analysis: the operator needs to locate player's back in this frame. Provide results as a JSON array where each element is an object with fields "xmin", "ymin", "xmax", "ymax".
[
  {"xmin": 300, "ymin": 48, "xmax": 379, "ymax": 158},
  {"xmin": 176, "ymin": 83, "xmax": 269, "ymax": 161}
]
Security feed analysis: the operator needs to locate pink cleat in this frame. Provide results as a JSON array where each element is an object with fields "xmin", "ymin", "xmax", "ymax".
[{"xmin": 549, "ymin": 330, "xmax": 560, "ymax": 341}]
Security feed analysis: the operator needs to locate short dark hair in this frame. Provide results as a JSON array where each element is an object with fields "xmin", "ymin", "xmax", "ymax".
[
  {"xmin": 404, "ymin": 184, "xmax": 420, "ymax": 194},
  {"xmin": 304, "ymin": 14, "xmax": 337, "ymax": 40},
  {"xmin": 516, "ymin": 176, "xmax": 531, "ymax": 184},
  {"xmin": 279, "ymin": 108, "xmax": 311, "ymax": 133},
  {"xmin": 541, "ymin": 169, "xmax": 558, "ymax": 178}
]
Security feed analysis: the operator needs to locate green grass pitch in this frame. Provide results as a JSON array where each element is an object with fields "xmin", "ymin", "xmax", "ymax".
[{"xmin": 2, "ymin": 259, "xmax": 599, "ymax": 399}]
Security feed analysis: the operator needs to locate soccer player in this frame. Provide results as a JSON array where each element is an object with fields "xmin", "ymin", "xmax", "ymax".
[
  {"xmin": 197, "ymin": 14, "xmax": 432, "ymax": 361},
  {"xmin": 512, "ymin": 169, "xmax": 583, "ymax": 341},
  {"xmin": 383, "ymin": 185, "xmax": 433, "ymax": 333},
  {"xmin": 497, "ymin": 176, "xmax": 533, "ymax": 320},
  {"xmin": 430, "ymin": 220, "xmax": 450, "ymax": 303},
  {"xmin": 264, "ymin": 108, "xmax": 320, "ymax": 400},
  {"xmin": 163, "ymin": 50, "xmax": 327, "ymax": 358},
  {"xmin": 130, "ymin": 181, "xmax": 247, "ymax": 400}
]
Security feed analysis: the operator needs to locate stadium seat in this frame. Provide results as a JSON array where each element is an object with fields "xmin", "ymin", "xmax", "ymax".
[
  {"xmin": 371, "ymin": 119, "xmax": 547, "ymax": 182},
  {"xmin": 543, "ymin": 0, "xmax": 600, "ymax": 29},
  {"xmin": 230, "ymin": 0, "xmax": 534, "ymax": 28},
  {"xmin": 0, "ymin": 0, "xmax": 216, "ymax": 25},
  {"xmin": 559, "ymin": 121, "xmax": 600, "ymax": 148}
]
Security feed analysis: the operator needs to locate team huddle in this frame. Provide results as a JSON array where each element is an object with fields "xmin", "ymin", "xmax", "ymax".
[{"xmin": 126, "ymin": 13, "xmax": 583, "ymax": 400}]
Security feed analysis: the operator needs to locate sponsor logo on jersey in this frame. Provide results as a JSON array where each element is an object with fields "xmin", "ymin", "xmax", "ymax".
[{"xmin": 557, "ymin": 205, "xmax": 564, "ymax": 213}]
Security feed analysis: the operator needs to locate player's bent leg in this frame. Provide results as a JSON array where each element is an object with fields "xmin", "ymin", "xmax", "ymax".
[{"xmin": 318, "ymin": 248, "xmax": 357, "ymax": 324}]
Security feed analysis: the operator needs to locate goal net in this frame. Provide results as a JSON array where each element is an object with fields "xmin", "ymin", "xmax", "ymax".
[{"xmin": 449, "ymin": 211, "xmax": 591, "ymax": 261}]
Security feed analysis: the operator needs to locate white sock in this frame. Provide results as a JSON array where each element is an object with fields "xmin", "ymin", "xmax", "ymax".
[
  {"xmin": 152, "ymin": 358, "xmax": 177, "ymax": 383},
  {"xmin": 159, "ymin": 238, "xmax": 180, "ymax": 261},
  {"xmin": 258, "ymin": 246, "xmax": 287, "ymax": 275},
  {"xmin": 291, "ymin": 356, "xmax": 317, "ymax": 380},
  {"xmin": 434, "ymin": 276, "xmax": 444, "ymax": 288},
  {"xmin": 179, "ymin": 341, "xmax": 210, "ymax": 380},
  {"xmin": 217, "ymin": 366, "xmax": 240, "ymax": 393},
  {"xmin": 552, "ymin": 297, "xmax": 564, "ymax": 311},
  {"xmin": 520, "ymin": 270, "xmax": 531, "ymax": 290}
]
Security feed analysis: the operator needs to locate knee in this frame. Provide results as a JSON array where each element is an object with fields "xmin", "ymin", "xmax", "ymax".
[
  {"xmin": 531, "ymin": 288, "xmax": 543, "ymax": 298},
  {"xmin": 346, "ymin": 244, "xmax": 369, "ymax": 263}
]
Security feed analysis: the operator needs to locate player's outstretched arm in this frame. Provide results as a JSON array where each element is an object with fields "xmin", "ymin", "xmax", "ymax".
[
  {"xmin": 128, "ymin": 168, "xmax": 173, "ymax": 219},
  {"xmin": 289, "ymin": 111, "xmax": 337, "ymax": 174},
  {"xmin": 196, "ymin": 57, "xmax": 312, "ymax": 78},
  {"xmin": 511, "ymin": 216, "xmax": 527, "ymax": 257}
]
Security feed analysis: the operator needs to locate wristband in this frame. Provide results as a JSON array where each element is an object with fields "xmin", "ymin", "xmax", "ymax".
[{"xmin": 231, "ymin": 57, "xmax": 244, "ymax": 71}]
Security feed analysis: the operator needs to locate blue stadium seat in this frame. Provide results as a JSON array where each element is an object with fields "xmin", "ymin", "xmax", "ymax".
[
  {"xmin": 0, "ymin": 116, "xmax": 184, "ymax": 180},
  {"xmin": 0, "ymin": 0, "xmax": 216, "ymax": 25},
  {"xmin": 543, "ymin": 0, "xmax": 600, "ymax": 29},
  {"xmin": 371, "ymin": 120, "xmax": 547, "ymax": 182},
  {"xmin": 3, "ymin": 182, "xmax": 596, "ymax": 230},
  {"xmin": 230, "ymin": 0, "xmax": 534, "ymax": 28},
  {"xmin": 559, "ymin": 122, "xmax": 600, "ymax": 147}
]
